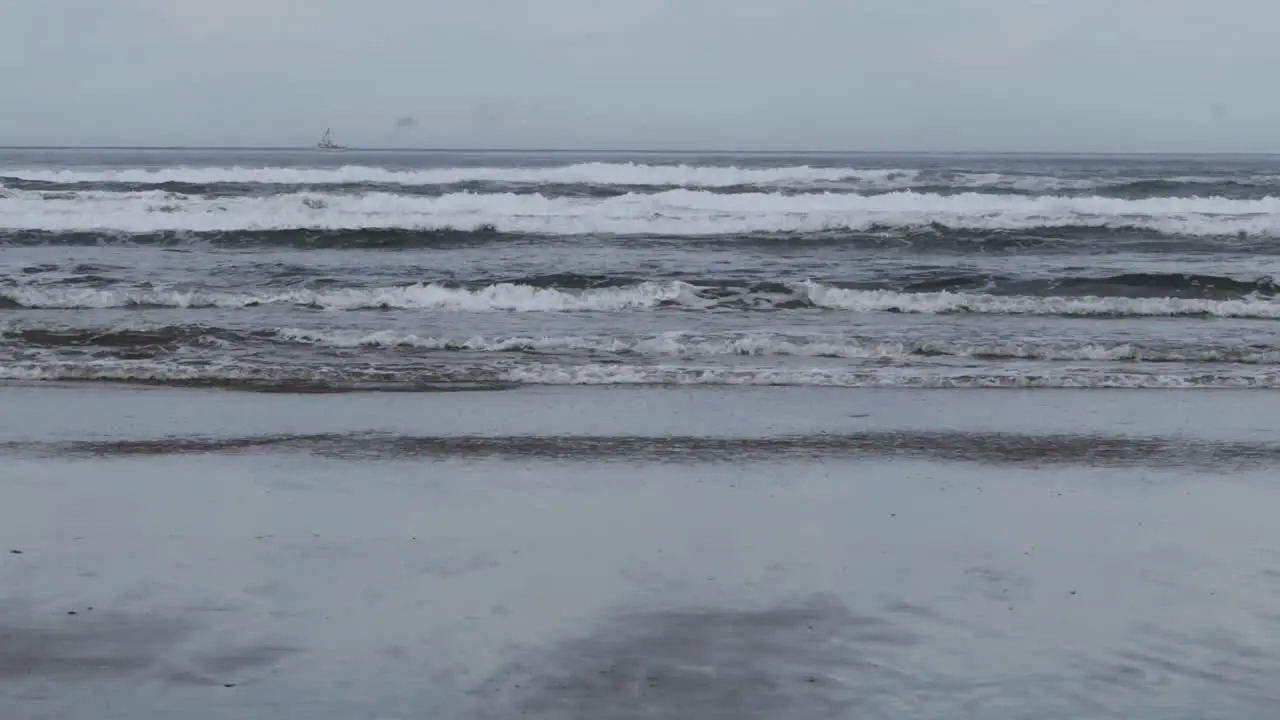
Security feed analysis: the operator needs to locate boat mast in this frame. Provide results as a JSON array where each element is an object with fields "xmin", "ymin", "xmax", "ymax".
[{"xmin": 318, "ymin": 127, "xmax": 342, "ymax": 149}]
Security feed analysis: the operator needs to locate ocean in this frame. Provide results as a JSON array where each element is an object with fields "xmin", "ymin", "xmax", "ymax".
[
  {"xmin": 3, "ymin": 149, "xmax": 1280, "ymax": 719},
  {"xmin": 3, "ymin": 148, "xmax": 1280, "ymax": 390}
]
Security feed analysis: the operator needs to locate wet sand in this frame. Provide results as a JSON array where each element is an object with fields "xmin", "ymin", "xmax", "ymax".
[{"xmin": 2, "ymin": 385, "xmax": 1280, "ymax": 719}]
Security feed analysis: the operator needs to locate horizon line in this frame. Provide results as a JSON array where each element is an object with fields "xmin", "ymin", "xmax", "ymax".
[{"xmin": 2, "ymin": 144, "xmax": 1278, "ymax": 157}]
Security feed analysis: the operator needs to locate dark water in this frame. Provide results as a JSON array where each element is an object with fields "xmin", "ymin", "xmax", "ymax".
[{"xmin": 4, "ymin": 149, "xmax": 1280, "ymax": 392}]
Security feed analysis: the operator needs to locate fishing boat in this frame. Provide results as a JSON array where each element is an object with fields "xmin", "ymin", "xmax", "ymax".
[{"xmin": 317, "ymin": 128, "xmax": 346, "ymax": 151}]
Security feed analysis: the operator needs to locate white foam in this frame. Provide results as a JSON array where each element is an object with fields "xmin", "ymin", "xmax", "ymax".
[
  {"xmin": 0, "ymin": 361, "xmax": 407, "ymax": 386},
  {"xmin": 0, "ymin": 281, "xmax": 698, "ymax": 312},
  {"xmin": 4, "ymin": 360, "xmax": 1279, "ymax": 390},
  {"xmin": 4, "ymin": 164, "xmax": 1276, "ymax": 203},
  {"xmin": 797, "ymin": 282, "xmax": 1280, "ymax": 318},
  {"xmin": 496, "ymin": 364, "xmax": 1280, "ymax": 389},
  {"xmin": 270, "ymin": 329, "xmax": 1280, "ymax": 364},
  {"xmin": 4, "ymin": 188, "xmax": 1280, "ymax": 236},
  {"xmin": 5, "ymin": 281, "xmax": 1279, "ymax": 317},
  {"xmin": 0, "ymin": 163, "xmax": 895, "ymax": 188}
]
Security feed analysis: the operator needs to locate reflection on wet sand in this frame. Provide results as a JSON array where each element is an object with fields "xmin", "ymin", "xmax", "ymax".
[
  {"xmin": 466, "ymin": 593, "xmax": 1280, "ymax": 720},
  {"xmin": 469, "ymin": 594, "xmax": 923, "ymax": 720},
  {"xmin": 2, "ymin": 591, "xmax": 1277, "ymax": 719},
  {"xmin": 0, "ymin": 606, "xmax": 294, "ymax": 688},
  {"xmin": 6, "ymin": 430, "xmax": 1280, "ymax": 469}
]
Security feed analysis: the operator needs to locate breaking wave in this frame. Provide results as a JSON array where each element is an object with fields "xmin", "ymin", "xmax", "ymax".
[
  {"xmin": 4, "ymin": 360, "xmax": 1279, "ymax": 392},
  {"xmin": 267, "ymin": 330, "xmax": 1280, "ymax": 364},
  {"xmin": 5, "ymin": 188, "xmax": 1280, "ymax": 237},
  {"xmin": 6, "ymin": 164, "xmax": 1280, "ymax": 199},
  {"xmin": 494, "ymin": 363, "xmax": 1280, "ymax": 389},
  {"xmin": 0, "ymin": 163, "xmax": 888, "ymax": 189},
  {"xmin": 8, "ymin": 324, "xmax": 1280, "ymax": 366},
  {"xmin": 4, "ymin": 280, "xmax": 1279, "ymax": 317}
]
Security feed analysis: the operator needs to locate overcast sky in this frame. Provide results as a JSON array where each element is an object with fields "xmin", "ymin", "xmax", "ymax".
[{"xmin": 3, "ymin": 0, "xmax": 1277, "ymax": 152}]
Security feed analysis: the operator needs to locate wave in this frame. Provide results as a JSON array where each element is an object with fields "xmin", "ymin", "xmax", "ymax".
[
  {"xmin": 495, "ymin": 363, "xmax": 1280, "ymax": 389},
  {"xmin": 270, "ymin": 329, "xmax": 1280, "ymax": 364},
  {"xmin": 0, "ymin": 281, "xmax": 695, "ymax": 312},
  {"xmin": 8, "ymin": 164, "xmax": 1280, "ymax": 206},
  {"xmin": 1, "ymin": 325, "xmax": 236, "ymax": 349},
  {"xmin": 9, "ymin": 178, "xmax": 1280, "ymax": 203},
  {"xmin": 5, "ymin": 188, "xmax": 1280, "ymax": 237},
  {"xmin": 4, "ymin": 279, "xmax": 1279, "ymax": 316},
  {"xmin": 0, "ymin": 163, "xmax": 888, "ymax": 189},
  {"xmin": 4, "ymin": 360, "xmax": 1280, "ymax": 391},
  {"xmin": 0, "ymin": 227, "xmax": 518, "ymax": 249},
  {"xmin": 6, "ymin": 163, "xmax": 1280, "ymax": 197},
  {"xmin": 8, "ymin": 324, "xmax": 1280, "ymax": 365},
  {"xmin": 0, "ymin": 361, "xmax": 500, "ymax": 393},
  {"xmin": 1, "ymin": 227, "xmax": 1245, "ymax": 255},
  {"xmin": 804, "ymin": 285, "xmax": 1280, "ymax": 317}
]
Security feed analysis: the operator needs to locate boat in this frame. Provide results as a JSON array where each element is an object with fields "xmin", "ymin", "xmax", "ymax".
[{"xmin": 317, "ymin": 128, "xmax": 346, "ymax": 151}]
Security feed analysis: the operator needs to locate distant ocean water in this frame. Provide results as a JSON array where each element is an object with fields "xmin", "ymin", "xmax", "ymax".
[{"xmin": 3, "ymin": 148, "xmax": 1280, "ymax": 392}]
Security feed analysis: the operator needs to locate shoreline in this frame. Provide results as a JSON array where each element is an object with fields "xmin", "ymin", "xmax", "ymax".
[{"xmin": 2, "ymin": 382, "xmax": 1276, "ymax": 443}]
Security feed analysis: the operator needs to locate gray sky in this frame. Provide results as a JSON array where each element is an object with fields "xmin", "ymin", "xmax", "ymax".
[{"xmin": 3, "ymin": 0, "xmax": 1278, "ymax": 152}]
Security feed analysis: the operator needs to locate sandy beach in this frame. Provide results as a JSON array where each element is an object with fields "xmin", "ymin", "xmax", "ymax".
[{"xmin": 3, "ymin": 384, "xmax": 1279, "ymax": 719}]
